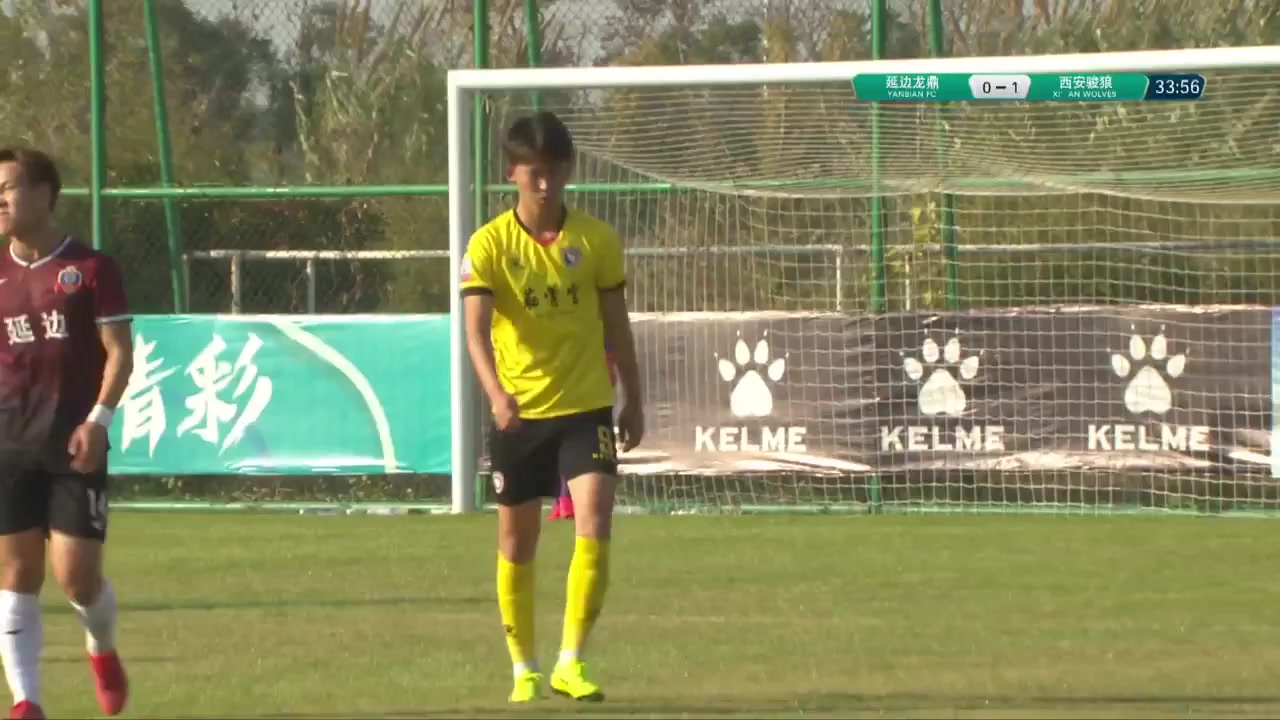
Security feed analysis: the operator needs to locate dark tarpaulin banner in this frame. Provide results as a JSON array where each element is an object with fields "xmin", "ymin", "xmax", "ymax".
[{"xmin": 621, "ymin": 307, "xmax": 1273, "ymax": 479}]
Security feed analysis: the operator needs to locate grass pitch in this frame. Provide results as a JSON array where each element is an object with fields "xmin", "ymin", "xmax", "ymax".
[{"xmin": 35, "ymin": 513, "xmax": 1280, "ymax": 718}]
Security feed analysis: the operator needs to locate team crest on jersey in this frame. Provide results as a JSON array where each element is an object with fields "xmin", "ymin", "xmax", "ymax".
[
  {"xmin": 56, "ymin": 266, "xmax": 83, "ymax": 294},
  {"xmin": 561, "ymin": 247, "xmax": 582, "ymax": 268}
]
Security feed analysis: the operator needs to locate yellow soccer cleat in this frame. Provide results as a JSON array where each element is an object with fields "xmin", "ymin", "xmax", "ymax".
[
  {"xmin": 551, "ymin": 659, "xmax": 605, "ymax": 702},
  {"xmin": 508, "ymin": 670, "xmax": 544, "ymax": 703}
]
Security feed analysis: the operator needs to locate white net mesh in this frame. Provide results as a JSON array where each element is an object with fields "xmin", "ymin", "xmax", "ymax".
[
  {"xmin": 473, "ymin": 62, "xmax": 1280, "ymax": 515},
  {"xmin": 556, "ymin": 69, "xmax": 1279, "ymax": 201}
]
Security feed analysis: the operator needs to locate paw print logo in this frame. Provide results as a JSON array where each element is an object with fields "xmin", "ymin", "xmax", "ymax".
[
  {"xmin": 902, "ymin": 336, "xmax": 981, "ymax": 417},
  {"xmin": 716, "ymin": 331, "xmax": 786, "ymax": 418},
  {"xmin": 1111, "ymin": 328, "xmax": 1186, "ymax": 415}
]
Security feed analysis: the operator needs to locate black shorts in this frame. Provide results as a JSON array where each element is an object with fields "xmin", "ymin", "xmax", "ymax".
[
  {"xmin": 489, "ymin": 407, "xmax": 618, "ymax": 506},
  {"xmin": 0, "ymin": 451, "xmax": 108, "ymax": 541}
]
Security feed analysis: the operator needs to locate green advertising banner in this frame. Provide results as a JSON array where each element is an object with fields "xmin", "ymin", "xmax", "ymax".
[{"xmin": 109, "ymin": 315, "xmax": 450, "ymax": 475}]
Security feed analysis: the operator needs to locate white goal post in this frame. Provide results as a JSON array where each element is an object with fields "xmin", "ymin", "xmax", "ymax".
[{"xmin": 446, "ymin": 45, "xmax": 1280, "ymax": 515}]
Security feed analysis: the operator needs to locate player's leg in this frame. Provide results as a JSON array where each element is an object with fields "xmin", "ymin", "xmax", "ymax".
[
  {"xmin": 552, "ymin": 408, "xmax": 619, "ymax": 702},
  {"xmin": 492, "ymin": 420, "xmax": 558, "ymax": 702},
  {"xmin": 47, "ymin": 471, "xmax": 126, "ymax": 717},
  {"xmin": 560, "ymin": 471, "xmax": 615, "ymax": 660},
  {"xmin": 547, "ymin": 478, "xmax": 574, "ymax": 521},
  {"xmin": 0, "ymin": 465, "xmax": 51, "ymax": 719},
  {"xmin": 497, "ymin": 497, "xmax": 542, "ymax": 701}
]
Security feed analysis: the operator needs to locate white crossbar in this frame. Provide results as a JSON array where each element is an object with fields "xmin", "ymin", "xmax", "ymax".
[{"xmin": 447, "ymin": 46, "xmax": 1280, "ymax": 91}]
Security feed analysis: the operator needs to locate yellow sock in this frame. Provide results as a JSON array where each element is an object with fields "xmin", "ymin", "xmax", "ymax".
[
  {"xmin": 559, "ymin": 536, "xmax": 610, "ymax": 664},
  {"xmin": 497, "ymin": 553, "xmax": 536, "ymax": 675}
]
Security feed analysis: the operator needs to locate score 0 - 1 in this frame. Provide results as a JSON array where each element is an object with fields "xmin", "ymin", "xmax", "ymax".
[{"xmin": 968, "ymin": 74, "xmax": 1032, "ymax": 100}]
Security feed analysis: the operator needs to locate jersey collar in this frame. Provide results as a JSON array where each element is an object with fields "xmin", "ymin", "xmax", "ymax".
[
  {"xmin": 9, "ymin": 235, "xmax": 72, "ymax": 269},
  {"xmin": 513, "ymin": 205, "xmax": 568, "ymax": 244}
]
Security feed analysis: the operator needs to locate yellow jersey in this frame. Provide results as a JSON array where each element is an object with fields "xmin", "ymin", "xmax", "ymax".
[{"xmin": 460, "ymin": 208, "xmax": 625, "ymax": 419}]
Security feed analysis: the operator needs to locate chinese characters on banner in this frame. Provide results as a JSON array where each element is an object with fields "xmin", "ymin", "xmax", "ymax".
[
  {"xmin": 106, "ymin": 315, "xmax": 452, "ymax": 476},
  {"xmin": 121, "ymin": 333, "xmax": 272, "ymax": 457}
]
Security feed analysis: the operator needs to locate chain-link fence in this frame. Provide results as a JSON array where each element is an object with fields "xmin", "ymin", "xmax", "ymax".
[
  {"xmin": 2, "ymin": 0, "xmax": 468, "ymax": 313},
  {"xmin": 1, "ymin": 0, "xmax": 1275, "ymax": 315}
]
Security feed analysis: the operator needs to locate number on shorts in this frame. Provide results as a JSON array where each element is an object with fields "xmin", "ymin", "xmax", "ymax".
[
  {"xmin": 86, "ymin": 488, "xmax": 107, "ymax": 529},
  {"xmin": 597, "ymin": 425, "xmax": 616, "ymax": 463}
]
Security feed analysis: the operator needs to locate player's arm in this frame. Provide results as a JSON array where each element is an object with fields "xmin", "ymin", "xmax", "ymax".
[
  {"xmin": 596, "ymin": 228, "xmax": 643, "ymax": 449},
  {"xmin": 71, "ymin": 256, "xmax": 133, "ymax": 472},
  {"xmin": 460, "ymin": 237, "xmax": 521, "ymax": 430},
  {"xmin": 463, "ymin": 292, "xmax": 507, "ymax": 405},
  {"xmin": 599, "ymin": 290, "xmax": 640, "ymax": 410},
  {"xmin": 90, "ymin": 256, "xmax": 134, "ymax": 416},
  {"xmin": 95, "ymin": 321, "xmax": 133, "ymax": 410}
]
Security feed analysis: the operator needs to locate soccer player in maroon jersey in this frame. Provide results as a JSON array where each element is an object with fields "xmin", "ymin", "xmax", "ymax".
[{"xmin": 0, "ymin": 148, "xmax": 132, "ymax": 719}]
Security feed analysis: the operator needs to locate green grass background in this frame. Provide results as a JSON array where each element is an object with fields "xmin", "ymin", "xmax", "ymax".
[{"xmin": 34, "ymin": 514, "xmax": 1280, "ymax": 718}]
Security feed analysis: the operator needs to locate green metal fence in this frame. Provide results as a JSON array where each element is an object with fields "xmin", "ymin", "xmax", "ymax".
[{"xmin": 3, "ymin": 0, "xmax": 1276, "ymax": 318}]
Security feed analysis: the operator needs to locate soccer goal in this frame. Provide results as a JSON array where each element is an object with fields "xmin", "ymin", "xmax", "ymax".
[{"xmin": 447, "ymin": 46, "xmax": 1280, "ymax": 516}]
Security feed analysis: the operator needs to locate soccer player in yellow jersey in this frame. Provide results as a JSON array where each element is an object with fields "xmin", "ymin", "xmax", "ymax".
[{"xmin": 460, "ymin": 111, "xmax": 644, "ymax": 704}]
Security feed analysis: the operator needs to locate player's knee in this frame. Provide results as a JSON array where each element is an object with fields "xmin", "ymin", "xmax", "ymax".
[
  {"xmin": 50, "ymin": 554, "xmax": 101, "ymax": 605},
  {"xmin": 572, "ymin": 503, "xmax": 614, "ymax": 540},
  {"xmin": 575, "ymin": 512, "xmax": 612, "ymax": 540},
  {"xmin": 498, "ymin": 531, "xmax": 538, "ymax": 564},
  {"xmin": 567, "ymin": 473, "xmax": 617, "ymax": 539},
  {"xmin": 53, "ymin": 565, "xmax": 102, "ymax": 606},
  {"xmin": 0, "ymin": 529, "xmax": 47, "ymax": 593},
  {"xmin": 498, "ymin": 500, "xmax": 542, "ymax": 564},
  {"xmin": 0, "ymin": 561, "xmax": 44, "ymax": 595},
  {"xmin": 49, "ymin": 538, "xmax": 103, "ymax": 605}
]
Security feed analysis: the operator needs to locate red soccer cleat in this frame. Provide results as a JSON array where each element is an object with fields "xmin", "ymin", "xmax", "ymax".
[
  {"xmin": 89, "ymin": 651, "xmax": 129, "ymax": 716},
  {"xmin": 546, "ymin": 494, "xmax": 575, "ymax": 521},
  {"xmin": 8, "ymin": 701, "xmax": 43, "ymax": 719}
]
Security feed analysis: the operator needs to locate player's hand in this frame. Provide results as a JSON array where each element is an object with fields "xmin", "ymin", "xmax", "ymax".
[
  {"xmin": 616, "ymin": 402, "xmax": 644, "ymax": 452},
  {"xmin": 491, "ymin": 392, "xmax": 523, "ymax": 432},
  {"xmin": 67, "ymin": 422, "xmax": 108, "ymax": 474}
]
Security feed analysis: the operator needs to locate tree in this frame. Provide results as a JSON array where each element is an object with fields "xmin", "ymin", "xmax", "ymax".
[{"xmin": 8, "ymin": 0, "xmax": 1278, "ymax": 315}]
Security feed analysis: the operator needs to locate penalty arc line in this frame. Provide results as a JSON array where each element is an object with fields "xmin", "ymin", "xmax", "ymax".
[{"xmin": 265, "ymin": 318, "xmax": 400, "ymax": 473}]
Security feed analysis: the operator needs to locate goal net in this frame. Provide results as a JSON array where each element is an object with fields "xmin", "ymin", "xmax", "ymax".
[{"xmin": 447, "ymin": 47, "xmax": 1280, "ymax": 516}]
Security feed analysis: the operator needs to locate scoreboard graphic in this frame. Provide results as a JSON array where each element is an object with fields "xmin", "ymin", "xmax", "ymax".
[{"xmin": 853, "ymin": 73, "xmax": 1206, "ymax": 101}]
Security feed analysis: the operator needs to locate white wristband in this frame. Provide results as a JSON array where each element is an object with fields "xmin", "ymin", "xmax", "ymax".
[{"xmin": 87, "ymin": 404, "xmax": 114, "ymax": 428}]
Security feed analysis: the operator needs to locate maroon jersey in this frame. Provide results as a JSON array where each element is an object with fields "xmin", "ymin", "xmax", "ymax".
[{"xmin": 0, "ymin": 237, "xmax": 130, "ymax": 450}]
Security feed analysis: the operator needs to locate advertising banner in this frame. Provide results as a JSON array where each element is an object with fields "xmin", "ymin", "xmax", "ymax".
[
  {"xmin": 109, "ymin": 307, "xmax": 1275, "ymax": 485},
  {"xmin": 623, "ymin": 307, "xmax": 1273, "ymax": 479},
  {"xmin": 109, "ymin": 315, "xmax": 451, "ymax": 475}
]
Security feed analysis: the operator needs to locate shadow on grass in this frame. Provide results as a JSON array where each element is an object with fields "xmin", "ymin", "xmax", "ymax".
[
  {"xmin": 174, "ymin": 692, "xmax": 1280, "ymax": 719},
  {"xmin": 43, "ymin": 595, "xmax": 489, "ymax": 615}
]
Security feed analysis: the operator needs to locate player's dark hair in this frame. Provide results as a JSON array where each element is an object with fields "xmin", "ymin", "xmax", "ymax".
[
  {"xmin": 0, "ymin": 146, "xmax": 61, "ymax": 210},
  {"xmin": 503, "ymin": 112, "xmax": 574, "ymax": 165}
]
